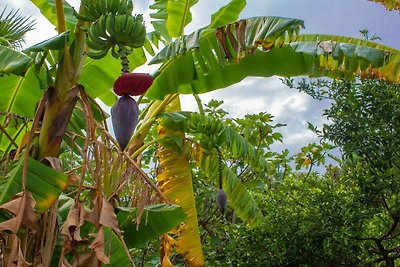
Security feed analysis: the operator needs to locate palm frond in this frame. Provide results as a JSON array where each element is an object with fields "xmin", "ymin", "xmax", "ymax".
[{"xmin": 0, "ymin": 8, "xmax": 35, "ymax": 50}]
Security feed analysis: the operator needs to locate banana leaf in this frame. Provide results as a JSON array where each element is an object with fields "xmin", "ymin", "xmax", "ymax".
[
  {"xmin": 0, "ymin": 157, "xmax": 68, "ymax": 213},
  {"xmin": 0, "ymin": 45, "xmax": 32, "ymax": 76},
  {"xmin": 117, "ymin": 204, "xmax": 186, "ymax": 248}
]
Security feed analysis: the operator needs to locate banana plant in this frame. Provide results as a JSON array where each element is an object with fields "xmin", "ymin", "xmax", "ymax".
[{"xmin": 0, "ymin": 0, "xmax": 399, "ymax": 266}]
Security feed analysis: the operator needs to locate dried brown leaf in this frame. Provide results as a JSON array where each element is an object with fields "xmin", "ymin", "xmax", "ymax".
[
  {"xmin": 61, "ymin": 201, "xmax": 85, "ymax": 241},
  {"xmin": 85, "ymin": 197, "xmax": 120, "ymax": 234},
  {"xmin": 88, "ymin": 226, "xmax": 109, "ymax": 264},
  {"xmin": 99, "ymin": 198, "xmax": 120, "ymax": 234},
  {"xmin": 0, "ymin": 191, "xmax": 36, "ymax": 233},
  {"xmin": 43, "ymin": 157, "xmax": 63, "ymax": 171},
  {"xmin": 3, "ymin": 235, "xmax": 32, "ymax": 267},
  {"xmin": 76, "ymin": 252, "xmax": 98, "ymax": 267}
]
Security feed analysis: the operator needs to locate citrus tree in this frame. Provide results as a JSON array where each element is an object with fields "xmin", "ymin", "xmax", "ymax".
[{"xmin": 0, "ymin": 0, "xmax": 399, "ymax": 266}]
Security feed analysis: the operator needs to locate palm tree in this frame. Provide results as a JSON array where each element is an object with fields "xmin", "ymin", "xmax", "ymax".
[
  {"xmin": 0, "ymin": 0, "xmax": 399, "ymax": 266},
  {"xmin": 0, "ymin": 8, "xmax": 34, "ymax": 49}
]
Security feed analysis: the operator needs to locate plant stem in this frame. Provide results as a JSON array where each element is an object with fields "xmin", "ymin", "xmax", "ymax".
[
  {"xmin": 55, "ymin": 0, "xmax": 66, "ymax": 33},
  {"xmin": 131, "ymin": 138, "xmax": 162, "ymax": 160}
]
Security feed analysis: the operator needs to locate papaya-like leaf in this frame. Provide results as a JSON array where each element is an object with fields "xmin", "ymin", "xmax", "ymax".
[
  {"xmin": 208, "ymin": 0, "xmax": 246, "ymax": 29},
  {"xmin": 31, "ymin": 0, "xmax": 76, "ymax": 30},
  {"xmin": 23, "ymin": 31, "xmax": 71, "ymax": 52},
  {"xmin": 0, "ymin": 157, "xmax": 68, "ymax": 214},
  {"xmin": 0, "ymin": 45, "xmax": 33, "ymax": 76},
  {"xmin": 150, "ymin": 0, "xmax": 172, "ymax": 42},
  {"xmin": 117, "ymin": 204, "xmax": 186, "ymax": 248}
]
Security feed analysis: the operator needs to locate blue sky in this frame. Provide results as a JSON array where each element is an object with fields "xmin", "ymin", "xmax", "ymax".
[{"xmin": 1, "ymin": 0, "xmax": 399, "ymax": 161}]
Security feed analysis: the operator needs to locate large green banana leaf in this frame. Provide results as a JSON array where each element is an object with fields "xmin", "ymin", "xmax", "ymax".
[
  {"xmin": 150, "ymin": 0, "xmax": 199, "ymax": 39},
  {"xmin": 103, "ymin": 227, "xmax": 134, "ymax": 267},
  {"xmin": 0, "ymin": 157, "xmax": 68, "ymax": 213},
  {"xmin": 0, "ymin": 45, "xmax": 33, "ymax": 76},
  {"xmin": 146, "ymin": 16, "xmax": 400, "ymax": 100},
  {"xmin": 0, "ymin": 68, "xmax": 43, "ymax": 117},
  {"xmin": 117, "ymin": 204, "xmax": 186, "ymax": 248},
  {"xmin": 31, "ymin": 0, "xmax": 76, "ymax": 30},
  {"xmin": 208, "ymin": 0, "xmax": 246, "ymax": 29},
  {"xmin": 167, "ymin": 0, "xmax": 199, "ymax": 37}
]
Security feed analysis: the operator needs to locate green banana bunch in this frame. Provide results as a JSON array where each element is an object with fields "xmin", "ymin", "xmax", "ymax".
[
  {"xmin": 86, "ymin": 13, "xmax": 147, "ymax": 59},
  {"xmin": 73, "ymin": 0, "xmax": 134, "ymax": 22}
]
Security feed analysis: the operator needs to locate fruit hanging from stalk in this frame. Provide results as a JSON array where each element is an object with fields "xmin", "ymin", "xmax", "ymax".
[
  {"xmin": 110, "ymin": 45, "xmax": 153, "ymax": 150},
  {"xmin": 216, "ymin": 188, "xmax": 227, "ymax": 214},
  {"xmin": 111, "ymin": 94, "xmax": 139, "ymax": 150},
  {"xmin": 113, "ymin": 72, "xmax": 153, "ymax": 96},
  {"xmin": 216, "ymin": 149, "xmax": 228, "ymax": 214}
]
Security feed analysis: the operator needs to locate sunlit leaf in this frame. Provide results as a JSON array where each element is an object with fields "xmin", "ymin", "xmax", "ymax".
[
  {"xmin": 157, "ymin": 99, "xmax": 205, "ymax": 266},
  {"xmin": 208, "ymin": 0, "xmax": 246, "ymax": 29},
  {"xmin": 166, "ymin": 0, "xmax": 199, "ymax": 37},
  {"xmin": 0, "ymin": 68, "xmax": 42, "ymax": 117},
  {"xmin": 23, "ymin": 31, "xmax": 71, "ymax": 52},
  {"xmin": 0, "ymin": 45, "xmax": 32, "ymax": 76},
  {"xmin": 31, "ymin": 0, "xmax": 76, "ymax": 30},
  {"xmin": 146, "ymin": 16, "xmax": 399, "ymax": 100},
  {"xmin": 369, "ymin": 0, "xmax": 400, "ymax": 11}
]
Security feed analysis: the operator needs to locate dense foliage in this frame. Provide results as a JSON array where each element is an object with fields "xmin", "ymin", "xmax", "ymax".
[
  {"xmin": 0, "ymin": 0, "xmax": 399, "ymax": 266},
  {"xmin": 178, "ymin": 79, "xmax": 400, "ymax": 266}
]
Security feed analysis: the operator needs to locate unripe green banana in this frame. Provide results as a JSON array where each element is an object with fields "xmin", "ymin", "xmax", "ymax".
[
  {"xmin": 109, "ymin": 0, "xmax": 119, "ymax": 14},
  {"xmin": 123, "ymin": 15, "xmax": 135, "ymax": 40},
  {"xmin": 117, "ymin": 0, "xmax": 128, "ymax": 15},
  {"xmin": 106, "ymin": 13, "xmax": 116, "ymax": 40},
  {"xmin": 98, "ymin": 0, "xmax": 107, "ymax": 15},
  {"xmin": 86, "ymin": 49, "xmax": 108, "ymax": 59},
  {"xmin": 86, "ymin": 35, "xmax": 109, "ymax": 50},
  {"xmin": 97, "ymin": 14, "xmax": 109, "ymax": 39}
]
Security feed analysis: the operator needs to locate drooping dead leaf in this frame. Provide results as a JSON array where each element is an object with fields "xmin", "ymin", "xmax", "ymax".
[
  {"xmin": 85, "ymin": 197, "xmax": 120, "ymax": 234},
  {"xmin": 42, "ymin": 157, "xmax": 63, "ymax": 171},
  {"xmin": 318, "ymin": 41, "xmax": 336, "ymax": 53},
  {"xmin": 160, "ymin": 234, "xmax": 175, "ymax": 267},
  {"xmin": 76, "ymin": 252, "xmax": 98, "ymax": 267},
  {"xmin": 88, "ymin": 226, "xmax": 109, "ymax": 264},
  {"xmin": 61, "ymin": 200, "xmax": 85, "ymax": 241},
  {"xmin": 0, "ymin": 191, "xmax": 36, "ymax": 233},
  {"xmin": 3, "ymin": 234, "xmax": 32, "ymax": 267}
]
